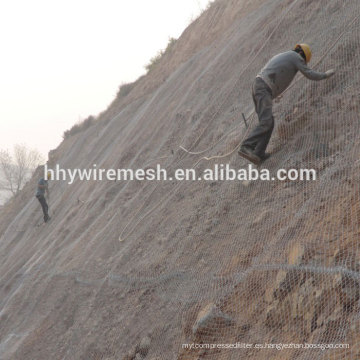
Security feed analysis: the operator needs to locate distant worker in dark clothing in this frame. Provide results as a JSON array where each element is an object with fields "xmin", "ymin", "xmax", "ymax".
[
  {"xmin": 36, "ymin": 171, "xmax": 51, "ymax": 223},
  {"xmin": 238, "ymin": 43, "xmax": 335, "ymax": 165}
]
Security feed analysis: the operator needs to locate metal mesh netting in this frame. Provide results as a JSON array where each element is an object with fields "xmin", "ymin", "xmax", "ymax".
[
  {"xmin": 111, "ymin": 1, "xmax": 360, "ymax": 358},
  {"xmin": 0, "ymin": 0, "xmax": 360, "ymax": 359}
]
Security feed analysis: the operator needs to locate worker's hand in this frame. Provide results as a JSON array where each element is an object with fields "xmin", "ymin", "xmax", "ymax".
[{"xmin": 325, "ymin": 69, "xmax": 335, "ymax": 78}]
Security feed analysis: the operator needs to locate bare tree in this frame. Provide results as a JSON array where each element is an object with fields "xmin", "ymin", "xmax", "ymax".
[{"xmin": 0, "ymin": 144, "xmax": 45, "ymax": 196}]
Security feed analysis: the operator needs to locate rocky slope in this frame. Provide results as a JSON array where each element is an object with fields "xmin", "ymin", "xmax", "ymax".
[{"xmin": 0, "ymin": 0, "xmax": 359, "ymax": 359}]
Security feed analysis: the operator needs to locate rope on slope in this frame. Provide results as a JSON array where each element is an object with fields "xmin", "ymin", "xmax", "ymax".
[{"xmin": 117, "ymin": 1, "xmax": 302, "ymax": 242}]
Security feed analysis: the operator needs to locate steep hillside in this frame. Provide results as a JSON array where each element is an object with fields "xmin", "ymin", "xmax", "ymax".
[{"xmin": 1, "ymin": 0, "xmax": 360, "ymax": 359}]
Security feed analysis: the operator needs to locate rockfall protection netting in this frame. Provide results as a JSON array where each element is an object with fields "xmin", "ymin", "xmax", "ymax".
[
  {"xmin": 0, "ymin": 0, "xmax": 360, "ymax": 359},
  {"xmin": 113, "ymin": 1, "xmax": 360, "ymax": 359}
]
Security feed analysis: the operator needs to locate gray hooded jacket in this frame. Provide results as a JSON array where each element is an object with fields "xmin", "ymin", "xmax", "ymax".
[{"xmin": 257, "ymin": 50, "xmax": 327, "ymax": 98}]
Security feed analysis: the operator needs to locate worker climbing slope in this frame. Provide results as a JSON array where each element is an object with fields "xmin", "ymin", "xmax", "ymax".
[
  {"xmin": 238, "ymin": 43, "xmax": 335, "ymax": 165},
  {"xmin": 35, "ymin": 171, "xmax": 51, "ymax": 223}
]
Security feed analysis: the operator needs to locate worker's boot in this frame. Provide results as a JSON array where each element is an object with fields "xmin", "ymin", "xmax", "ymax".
[{"xmin": 238, "ymin": 146, "xmax": 261, "ymax": 165}]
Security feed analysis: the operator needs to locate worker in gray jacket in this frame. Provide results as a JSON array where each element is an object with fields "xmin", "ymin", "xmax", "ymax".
[
  {"xmin": 238, "ymin": 43, "xmax": 335, "ymax": 165},
  {"xmin": 35, "ymin": 171, "xmax": 51, "ymax": 223}
]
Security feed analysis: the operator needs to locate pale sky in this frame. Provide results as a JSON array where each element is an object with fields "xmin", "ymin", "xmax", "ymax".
[{"xmin": 0, "ymin": 0, "xmax": 211, "ymax": 158}]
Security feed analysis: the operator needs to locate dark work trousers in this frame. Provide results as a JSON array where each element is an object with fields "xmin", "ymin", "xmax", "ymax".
[
  {"xmin": 242, "ymin": 77, "xmax": 274, "ymax": 157},
  {"xmin": 36, "ymin": 194, "xmax": 49, "ymax": 221}
]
